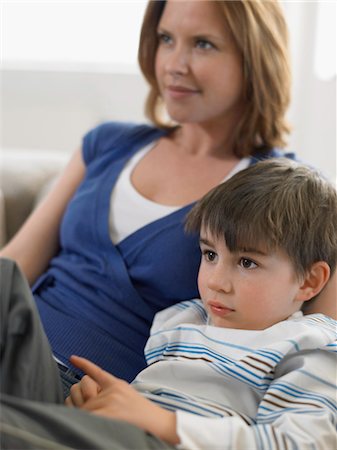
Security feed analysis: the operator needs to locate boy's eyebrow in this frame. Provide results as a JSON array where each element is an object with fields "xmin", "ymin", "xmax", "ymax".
[
  {"xmin": 199, "ymin": 237, "xmax": 213, "ymax": 247},
  {"xmin": 199, "ymin": 237, "xmax": 269, "ymax": 256},
  {"xmin": 236, "ymin": 247, "xmax": 269, "ymax": 256}
]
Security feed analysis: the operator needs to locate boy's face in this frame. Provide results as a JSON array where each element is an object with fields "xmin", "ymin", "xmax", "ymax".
[{"xmin": 198, "ymin": 229, "xmax": 304, "ymax": 330}]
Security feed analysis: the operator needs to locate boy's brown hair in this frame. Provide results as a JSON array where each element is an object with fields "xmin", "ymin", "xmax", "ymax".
[
  {"xmin": 138, "ymin": 0, "xmax": 291, "ymax": 157},
  {"xmin": 185, "ymin": 159, "xmax": 337, "ymax": 281}
]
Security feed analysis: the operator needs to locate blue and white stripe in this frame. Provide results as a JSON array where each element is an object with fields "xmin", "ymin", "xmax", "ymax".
[{"xmin": 133, "ymin": 300, "xmax": 337, "ymax": 449}]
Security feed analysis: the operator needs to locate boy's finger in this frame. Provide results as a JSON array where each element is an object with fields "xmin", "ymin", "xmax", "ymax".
[
  {"xmin": 80, "ymin": 375, "xmax": 101, "ymax": 400},
  {"xmin": 64, "ymin": 395, "xmax": 74, "ymax": 407},
  {"xmin": 69, "ymin": 355, "xmax": 116, "ymax": 388}
]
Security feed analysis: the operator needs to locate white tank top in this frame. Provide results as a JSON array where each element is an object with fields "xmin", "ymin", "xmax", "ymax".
[{"xmin": 109, "ymin": 143, "xmax": 250, "ymax": 244}]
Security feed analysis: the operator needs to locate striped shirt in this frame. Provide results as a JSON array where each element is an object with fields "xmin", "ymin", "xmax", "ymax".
[{"xmin": 133, "ymin": 299, "xmax": 337, "ymax": 450}]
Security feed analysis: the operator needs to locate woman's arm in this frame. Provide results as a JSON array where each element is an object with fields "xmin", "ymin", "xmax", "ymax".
[{"xmin": 0, "ymin": 148, "xmax": 85, "ymax": 285}]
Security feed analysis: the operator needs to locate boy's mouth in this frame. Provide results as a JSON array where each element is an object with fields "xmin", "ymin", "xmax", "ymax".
[{"xmin": 207, "ymin": 301, "xmax": 235, "ymax": 317}]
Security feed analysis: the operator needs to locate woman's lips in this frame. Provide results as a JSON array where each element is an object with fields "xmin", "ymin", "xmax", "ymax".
[
  {"xmin": 166, "ymin": 85, "xmax": 200, "ymax": 99},
  {"xmin": 208, "ymin": 301, "xmax": 234, "ymax": 317}
]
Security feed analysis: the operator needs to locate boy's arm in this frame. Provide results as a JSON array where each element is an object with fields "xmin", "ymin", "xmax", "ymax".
[
  {"xmin": 69, "ymin": 347, "xmax": 336, "ymax": 450},
  {"xmin": 175, "ymin": 345, "xmax": 337, "ymax": 449},
  {"xmin": 69, "ymin": 356, "xmax": 180, "ymax": 446}
]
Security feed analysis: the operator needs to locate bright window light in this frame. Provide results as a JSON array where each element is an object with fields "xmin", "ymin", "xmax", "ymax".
[
  {"xmin": 2, "ymin": 1, "xmax": 147, "ymax": 71},
  {"xmin": 314, "ymin": 1, "xmax": 336, "ymax": 81}
]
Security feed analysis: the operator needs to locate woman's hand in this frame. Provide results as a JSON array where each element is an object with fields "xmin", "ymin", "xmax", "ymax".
[{"xmin": 68, "ymin": 355, "xmax": 180, "ymax": 446}]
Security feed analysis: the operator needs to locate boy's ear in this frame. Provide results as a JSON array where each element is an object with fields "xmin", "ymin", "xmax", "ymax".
[{"xmin": 295, "ymin": 261, "xmax": 331, "ymax": 303}]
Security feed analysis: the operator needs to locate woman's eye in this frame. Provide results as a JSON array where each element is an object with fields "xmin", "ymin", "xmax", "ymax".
[
  {"xmin": 203, "ymin": 250, "xmax": 217, "ymax": 262},
  {"xmin": 239, "ymin": 258, "xmax": 257, "ymax": 269},
  {"xmin": 195, "ymin": 39, "xmax": 215, "ymax": 50},
  {"xmin": 158, "ymin": 33, "xmax": 172, "ymax": 45}
]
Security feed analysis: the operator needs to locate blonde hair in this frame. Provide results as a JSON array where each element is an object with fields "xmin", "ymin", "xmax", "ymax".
[{"xmin": 138, "ymin": 0, "xmax": 291, "ymax": 157}]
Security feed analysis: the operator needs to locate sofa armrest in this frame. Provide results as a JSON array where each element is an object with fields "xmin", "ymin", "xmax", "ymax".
[{"xmin": 0, "ymin": 150, "xmax": 70, "ymax": 247}]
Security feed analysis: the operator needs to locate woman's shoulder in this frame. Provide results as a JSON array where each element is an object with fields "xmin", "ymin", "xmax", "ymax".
[
  {"xmin": 82, "ymin": 121, "xmax": 165, "ymax": 165},
  {"xmin": 249, "ymin": 147, "xmax": 297, "ymax": 165}
]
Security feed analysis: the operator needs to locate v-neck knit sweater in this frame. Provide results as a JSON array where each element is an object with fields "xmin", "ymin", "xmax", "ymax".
[{"xmin": 32, "ymin": 121, "xmax": 296, "ymax": 381}]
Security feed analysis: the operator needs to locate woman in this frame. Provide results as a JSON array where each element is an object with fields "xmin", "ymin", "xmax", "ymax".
[{"xmin": 1, "ymin": 0, "xmax": 333, "ymax": 393}]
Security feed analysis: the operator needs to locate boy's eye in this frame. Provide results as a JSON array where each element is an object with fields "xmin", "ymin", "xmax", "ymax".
[
  {"xmin": 239, "ymin": 258, "xmax": 257, "ymax": 269},
  {"xmin": 203, "ymin": 250, "xmax": 217, "ymax": 262}
]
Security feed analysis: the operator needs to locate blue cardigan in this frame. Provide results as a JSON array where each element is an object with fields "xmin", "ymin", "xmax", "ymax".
[{"xmin": 33, "ymin": 122, "xmax": 296, "ymax": 381}]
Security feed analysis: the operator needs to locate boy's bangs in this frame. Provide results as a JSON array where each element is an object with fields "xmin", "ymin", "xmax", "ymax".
[{"xmin": 201, "ymin": 209, "xmax": 277, "ymax": 254}]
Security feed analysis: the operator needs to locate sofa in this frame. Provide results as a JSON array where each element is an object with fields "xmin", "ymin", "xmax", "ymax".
[{"xmin": 0, "ymin": 150, "xmax": 70, "ymax": 248}]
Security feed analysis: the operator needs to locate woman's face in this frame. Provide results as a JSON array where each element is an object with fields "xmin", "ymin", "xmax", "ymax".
[{"xmin": 155, "ymin": 0, "xmax": 244, "ymax": 127}]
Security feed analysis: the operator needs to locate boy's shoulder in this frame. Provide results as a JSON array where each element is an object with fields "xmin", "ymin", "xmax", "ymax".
[
  {"xmin": 295, "ymin": 313, "xmax": 337, "ymax": 349},
  {"xmin": 150, "ymin": 307, "xmax": 336, "ymax": 353},
  {"xmin": 150, "ymin": 299, "xmax": 207, "ymax": 334}
]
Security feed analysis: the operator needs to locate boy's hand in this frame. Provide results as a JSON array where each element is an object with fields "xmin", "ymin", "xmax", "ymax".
[
  {"xmin": 65, "ymin": 372, "xmax": 101, "ymax": 407},
  {"xmin": 68, "ymin": 355, "xmax": 180, "ymax": 446}
]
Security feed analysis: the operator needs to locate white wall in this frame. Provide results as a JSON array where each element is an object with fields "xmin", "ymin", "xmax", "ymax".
[
  {"xmin": 282, "ymin": 1, "xmax": 336, "ymax": 183},
  {"xmin": 1, "ymin": 68, "xmax": 148, "ymax": 153},
  {"xmin": 1, "ymin": 0, "xmax": 336, "ymax": 182},
  {"xmin": 1, "ymin": 0, "xmax": 148, "ymax": 153}
]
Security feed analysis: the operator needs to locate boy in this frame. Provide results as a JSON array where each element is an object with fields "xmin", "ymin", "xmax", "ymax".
[{"xmin": 1, "ymin": 159, "xmax": 336, "ymax": 449}]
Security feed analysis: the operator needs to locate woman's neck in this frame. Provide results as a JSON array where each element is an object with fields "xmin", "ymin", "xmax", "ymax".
[{"xmin": 173, "ymin": 122, "xmax": 238, "ymax": 160}]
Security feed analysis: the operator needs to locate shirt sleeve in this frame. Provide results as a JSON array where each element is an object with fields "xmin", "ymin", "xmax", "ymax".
[
  {"xmin": 81, "ymin": 122, "xmax": 121, "ymax": 165},
  {"xmin": 82, "ymin": 121, "xmax": 141, "ymax": 165},
  {"xmin": 175, "ymin": 344, "xmax": 337, "ymax": 450},
  {"xmin": 176, "ymin": 410, "xmax": 335, "ymax": 450}
]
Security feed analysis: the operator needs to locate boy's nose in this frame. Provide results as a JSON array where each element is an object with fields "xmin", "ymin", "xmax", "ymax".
[{"xmin": 207, "ymin": 268, "xmax": 232, "ymax": 294}]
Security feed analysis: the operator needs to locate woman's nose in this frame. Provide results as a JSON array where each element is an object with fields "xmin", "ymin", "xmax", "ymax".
[{"xmin": 165, "ymin": 45, "xmax": 189, "ymax": 76}]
